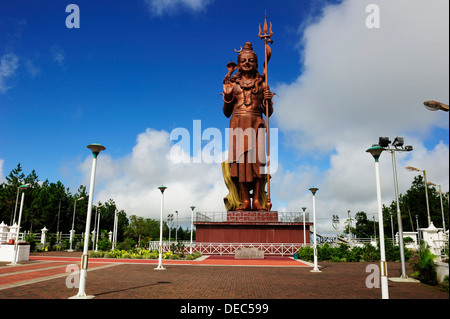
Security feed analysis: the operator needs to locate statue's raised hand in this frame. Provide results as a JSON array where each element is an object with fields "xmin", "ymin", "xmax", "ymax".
[
  {"xmin": 222, "ymin": 75, "xmax": 234, "ymax": 103},
  {"xmin": 223, "ymin": 75, "xmax": 233, "ymax": 95}
]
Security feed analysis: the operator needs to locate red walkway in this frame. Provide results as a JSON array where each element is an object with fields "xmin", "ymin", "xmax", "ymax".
[
  {"xmin": 27, "ymin": 255, "xmax": 310, "ymax": 267},
  {"xmin": 0, "ymin": 255, "xmax": 309, "ymax": 290}
]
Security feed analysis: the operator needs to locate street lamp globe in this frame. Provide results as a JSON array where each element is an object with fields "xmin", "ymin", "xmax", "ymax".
[
  {"xmin": 87, "ymin": 143, "xmax": 106, "ymax": 157},
  {"xmin": 366, "ymin": 145, "xmax": 384, "ymax": 161}
]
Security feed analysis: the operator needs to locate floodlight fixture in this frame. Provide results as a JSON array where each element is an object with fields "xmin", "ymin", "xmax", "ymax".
[
  {"xmin": 378, "ymin": 137, "xmax": 391, "ymax": 148},
  {"xmin": 392, "ymin": 137, "xmax": 404, "ymax": 148}
]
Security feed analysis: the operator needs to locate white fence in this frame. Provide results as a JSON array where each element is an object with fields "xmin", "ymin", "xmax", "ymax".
[{"xmin": 148, "ymin": 241, "xmax": 309, "ymax": 256}]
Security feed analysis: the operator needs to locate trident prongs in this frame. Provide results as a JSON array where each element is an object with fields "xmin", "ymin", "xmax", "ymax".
[{"xmin": 258, "ymin": 15, "xmax": 273, "ymax": 42}]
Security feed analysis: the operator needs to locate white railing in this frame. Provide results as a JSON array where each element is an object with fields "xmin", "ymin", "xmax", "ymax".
[
  {"xmin": 0, "ymin": 231, "xmax": 24, "ymax": 244},
  {"xmin": 148, "ymin": 241, "xmax": 309, "ymax": 256},
  {"xmin": 195, "ymin": 211, "xmax": 309, "ymax": 223}
]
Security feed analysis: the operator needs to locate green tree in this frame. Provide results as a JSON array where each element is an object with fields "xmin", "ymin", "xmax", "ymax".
[
  {"xmin": 0, "ymin": 163, "xmax": 26, "ymax": 225},
  {"xmin": 352, "ymin": 212, "xmax": 376, "ymax": 238},
  {"xmin": 390, "ymin": 175, "xmax": 448, "ymax": 232}
]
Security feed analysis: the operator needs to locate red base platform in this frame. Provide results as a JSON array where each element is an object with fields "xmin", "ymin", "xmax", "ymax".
[{"xmin": 194, "ymin": 211, "xmax": 312, "ymax": 244}]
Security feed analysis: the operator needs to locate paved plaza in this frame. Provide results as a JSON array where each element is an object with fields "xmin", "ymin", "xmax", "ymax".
[{"xmin": 0, "ymin": 251, "xmax": 447, "ymax": 301}]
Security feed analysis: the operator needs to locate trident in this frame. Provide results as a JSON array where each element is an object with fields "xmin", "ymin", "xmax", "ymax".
[{"xmin": 258, "ymin": 15, "xmax": 273, "ymax": 211}]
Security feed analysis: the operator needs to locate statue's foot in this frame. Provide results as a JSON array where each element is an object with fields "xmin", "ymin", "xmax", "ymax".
[
  {"xmin": 252, "ymin": 200, "xmax": 265, "ymax": 211},
  {"xmin": 236, "ymin": 200, "xmax": 251, "ymax": 211}
]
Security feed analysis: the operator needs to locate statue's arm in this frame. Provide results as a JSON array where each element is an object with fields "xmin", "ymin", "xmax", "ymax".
[
  {"xmin": 263, "ymin": 84, "xmax": 274, "ymax": 117},
  {"xmin": 222, "ymin": 76, "xmax": 234, "ymax": 118}
]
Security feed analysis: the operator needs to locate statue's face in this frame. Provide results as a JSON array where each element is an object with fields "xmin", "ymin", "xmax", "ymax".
[{"xmin": 238, "ymin": 52, "xmax": 257, "ymax": 73}]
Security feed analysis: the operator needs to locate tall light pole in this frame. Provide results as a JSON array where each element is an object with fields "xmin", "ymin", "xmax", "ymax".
[
  {"xmin": 428, "ymin": 182, "xmax": 446, "ymax": 234},
  {"xmin": 175, "ymin": 210, "xmax": 179, "ymax": 243},
  {"xmin": 8, "ymin": 184, "xmax": 29, "ymax": 266},
  {"xmin": 94, "ymin": 204, "xmax": 103, "ymax": 252},
  {"xmin": 366, "ymin": 144, "xmax": 389, "ymax": 299},
  {"xmin": 112, "ymin": 208, "xmax": 118, "ymax": 250},
  {"xmin": 156, "ymin": 185, "xmax": 167, "ymax": 270},
  {"xmin": 332, "ymin": 214, "xmax": 339, "ymax": 245},
  {"xmin": 301, "ymin": 206, "xmax": 307, "ymax": 247},
  {"xmin": 12, "ymin": 183, "xmax": 30, "ymax": 225},
  {"xmin": 379, "ymin": 136, "xmax": 412, "ymax": 279},
  {"xmin": 167, "ymin": 214, "xmax": 173, "ymax": 248},
  {"xmin": 309, "ymin": 187, "xmax": 320, "ymax": 272},
  {"xmin": 68, "ymin": 196, "xmax": 85, "ymax": 252},
  {"xmin": 389, "ymin": 210, "xmax": 395, "ymax": 244},
  {"xmin": 415, "ymin": 214, "xmax": 421, "ymax": 242},
  {"xmin": 71, "ymin": 143, "xmax": 105, "ymax": 299},
  {"xmin": 190, "ymin": 206, "xmax": 195, "ymax": 255},
  {"xmin": 406, "ymin": 166, "xmax": 431, "ymax": 226},
  {"xmin": 347, "ymin": 210, "xmax": 353, "ymax": 245}
]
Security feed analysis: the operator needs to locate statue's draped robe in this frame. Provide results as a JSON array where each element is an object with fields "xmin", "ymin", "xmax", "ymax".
[{"xmin": 227, "ymin": 81, "xmax": 267, "ymax": 183}]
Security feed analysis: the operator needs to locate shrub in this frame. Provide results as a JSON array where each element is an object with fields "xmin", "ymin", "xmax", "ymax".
[
  {"xmin": 412, "ymin": 242, "xmax": 438, "ymax": 285},
  {"xmin": 142, "ymin": 251, "xmax": 158, "ymax": 259},
  {"xmin": 97, "ymin": 238, "xmax": 112, "ymax": 251},
  {"xmin": 163, "ymin": 251, "xmax": 173, "ymax": 259},
  {"xmin": 185, "ymin": 252, "xmax": 202, "ymax": 260},
  {"xmin": 103, "ymin": 251, "xmax": 116, "ymax": 258},
  {"xmin": 318, "ymin": 243, "xmax": 332, "ymax": 261},
  {"xmin": 331, "ymin": 256, "xmax": 341, "ymax": 262},
  {"xmin": 362, "ymin": 243, "xmax": 379, "ymax": 262},
  {"xmin": 441, "ymin": 276, "xmax": 449, "ymax": 293},
  {"xmin": 297, "ymin": 246, "xmax": 313, "ymax": 261},
  {"xmin": 89, "ymin": 251, "xmax": 105, "ymax": 258},
  {"xmin": 403, "ymin": 237, "xmax": 414, "ymax": 244},
  {"xmin": 116, "ymin": 238, "xmax": 136, "ymax": 251},
  {"xmin": 347, "ymin": 246, "xmax": 363, "ymax": 262},
  {"xmin": 25, "ymin": 234, "xmax": 37, "ymax": 252}
]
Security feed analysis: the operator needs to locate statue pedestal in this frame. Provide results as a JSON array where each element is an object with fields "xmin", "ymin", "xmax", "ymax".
[
  {"xmin": 227, "ymin": 211, "xmax": 278, "ymax": 222},
  {"xmin": 195, "ymin": 211, "xmax": 311, "ymax": 244}
]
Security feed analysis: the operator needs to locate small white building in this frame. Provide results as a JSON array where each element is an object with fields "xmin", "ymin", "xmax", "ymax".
[{"xmin": 0, "ymin": 222, "xmax": 30, "ymax": 262}]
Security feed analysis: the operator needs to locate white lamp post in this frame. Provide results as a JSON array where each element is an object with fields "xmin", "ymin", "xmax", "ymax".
[
  {"xmin": 68, "ymin": 196, "xmax": 85, "ymax": 252},
  {"xmin": 93, "ymin": 203, "xmax": 103, "ymax": 251},
  {"xmin": 112, "ymin": 209, "xmax": 118, "ymax": 250},
  {"xmin": 156, "ymin": 185, "xmax": 167, "ymax": 270},
  {"xmin": 175, "ymin": 210, "xmax": 179, "ymax": 243},
  {"xmin": 428, "ymin": 182, "xmax": 446, "ymax": 234},
  {"xmin": 8, "ymin": 184, "xmax": 29, "ymax": 266},
  {"xmin": 309, "ymin": 187, "xmax": 320, "ymax": 272},
  {"xmin": 71, "ymin": 143, "xmax": 105, "ymax": 299},
  {"xmin": 12, "ymin": 183, "xmax": 30, "ymax": 225},
  {"xmin": 301, "ymin": 206, "xmax": 307, "ymax": 247},
  {"xmin": 406, "ymin": 166, "xmax": 431, "ymax": 226},
  {"xmin": 190, "ymin": 206, "xmax": 195, "ymax": 255},
  {"xmin": 366, "ymin": 144, "xmax": 389, "ymax": 299},
  {"xmin": 167, "ymin": 214, "xmax": 173, "ymax": 248},
  {"xmin": 379, "ymin": 136, "xmax": 413, "ymax": 279}
]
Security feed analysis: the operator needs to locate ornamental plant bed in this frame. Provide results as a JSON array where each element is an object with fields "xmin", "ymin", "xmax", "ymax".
[{"xmin": 89, "ymin": 249, "xmax": 201, "ymax": 260}]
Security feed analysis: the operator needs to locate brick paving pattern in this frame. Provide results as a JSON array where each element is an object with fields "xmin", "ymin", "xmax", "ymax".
[{"xmin": 0, "ymin": 252, "xmax": 447, "ymax": 300}]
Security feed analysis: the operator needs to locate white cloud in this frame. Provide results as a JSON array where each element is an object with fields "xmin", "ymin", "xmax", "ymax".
[
  {"xmin": 24, "ymin": 59, "xmax": 40, "ymax": 77},
  {"xmin": 143, "ymin": 0, "xmax": 212, "ymax": 16},
  {"xmin": 51, "ymin": 45, "xmax": 65, "ymax": 67},
  {"xmin": 271, "ymin": 0, "xmax": 449, "ymax": 234},
  {"xmin": 77, "ymin": 128, "xmax": 227, "ymax": 228},
  {"xmin": 0, "ymin": 53, "xmax": 19, "ymax": 93},
  {"xmin": 274, "ymin": 0, "xmax": 449, "ymax": 153}
]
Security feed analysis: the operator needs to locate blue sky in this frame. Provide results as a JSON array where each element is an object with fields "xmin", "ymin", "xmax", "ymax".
[{"xmin": 1, "ymin": 0, "xmax": 448, "ymax": 233}]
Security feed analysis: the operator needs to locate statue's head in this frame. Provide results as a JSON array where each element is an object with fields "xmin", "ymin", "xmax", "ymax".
[{"xmin": 237, "ymin": 42, "xmax": 259, "ymax": 73}]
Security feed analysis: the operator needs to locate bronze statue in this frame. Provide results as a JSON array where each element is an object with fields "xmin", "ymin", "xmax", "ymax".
[{"xmin": 221, "ymin": 16, "xmax": 274, "ymax": 211}]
